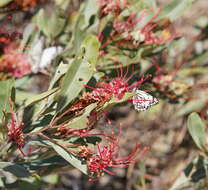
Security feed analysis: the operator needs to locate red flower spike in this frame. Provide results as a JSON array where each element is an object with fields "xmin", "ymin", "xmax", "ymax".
[
  {"xmin": 86, "ymin": 63, "xmax": 149, "ymax": 101},
  {"xmin": 138, "ymin": 9, "xmax": 178, "ymax": 45},
  {"xmin": 102, "ymin": 9, "xmax": 178, "ymax": 50},
  {"xmin": 6, "ymin": 100, "xmax": 25, "ymax": 156},
  {"xmin": 87, "ymin": 131, "xmax": 149, "ymax": 180}
]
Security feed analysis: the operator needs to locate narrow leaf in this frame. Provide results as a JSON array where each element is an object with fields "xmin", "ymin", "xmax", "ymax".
[
  {"xmin": 24, "ymin": 88, "xmax": 59, "ymax": 107},
  {"xmin": 45, "ymin": 141, "xmax": 88, "ymax": 175},
  {"xmin": 0, "ymin": 162, "xmax": 31, "ymax": 178},
  {"xmin": 176, "ymin": 99, "xmax": 206, "ymax": 117},
  {"xmin": 187, "ymin": 112, "xmax": 206, "ymax": 150},
  {"xmin": 0, "ymin": 79, "xmax": 15, "ymax": 120},
  {"xmin": 161, "ymin": 0, "xmax": 194, "ymax": 21},
  {"xmin": 0, "ymin": 0, "xmax": 13, "ymax": 7},
  {"xmin": 57, "ymin": 35, "xmax": 100, "ymax": 111}
]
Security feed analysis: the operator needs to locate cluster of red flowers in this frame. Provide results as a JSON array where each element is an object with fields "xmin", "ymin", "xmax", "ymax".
[
  {"xmin": 98, "ymin": 0, "xmax": 178, "ymax": 51},
  {"xmin": 58, "ymin": 124, "xmax": 149, "ymax": 180},
  {"xmin": 92, "ymin": 76, "xmax": 147, "ymax": 100},
  {"xmin": 86, "ymin": 132, "xmax": 149, "ymax": 180},
  {"xmin": 86, "ymin": 65, "xmax": 148, "ymax": 101},
  {"xmin": 113, "ymin": 10, "xmax": 176, "ymax": 46},
  {"xmin": 0, "ymin": 43, "xmax": 31, "ymax": 80},
  {"xmin": 55, "ymin": 119, "xmax": 149, "ymax": 180},
  {"xmin": 6, "ymin": 101, "xmax": 25, "ymax": 156},
  {"xmin": 54, "ymin": 96, "xmax": 149, "ymax": 180}
]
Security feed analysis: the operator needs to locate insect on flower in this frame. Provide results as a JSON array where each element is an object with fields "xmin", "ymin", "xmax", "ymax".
[
  {"xmin": 85, "ymin": 62, "xmax": 159, "ymax": 112},
  {"xmin": 132, "ymin": 88, "xmax": 159, "ymax": 111}
]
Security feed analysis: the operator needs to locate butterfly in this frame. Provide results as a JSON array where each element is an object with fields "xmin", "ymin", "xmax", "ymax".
[{"xmin": 132, "ymin": 88, "xmax": 159, "ymax": 111}]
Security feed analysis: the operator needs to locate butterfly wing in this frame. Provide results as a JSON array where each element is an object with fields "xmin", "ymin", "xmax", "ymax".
[{"xmin": 132, "ymin": 89, "xmax": 159, "ymax": 111}]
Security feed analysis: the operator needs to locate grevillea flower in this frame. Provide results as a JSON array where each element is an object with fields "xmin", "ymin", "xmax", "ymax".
[
  {"xmin": 87, "ymin": 131, "xmax": 149, "ymax": 180},
  {"xmin": 120, "ymin": 10, "xmax": 177, "ymax": 46},
  {"xmin": 100, "ymin": 9, "xmax": 178, "ymax": 50},
  {"xmin": 0, "ymin": 43, "xmax": 31, "ymax": 80},
  {"xmin": 86, "ymin": 64, "xmax": 149, "ymax": 101},
  {"xmin": 6, "ymin": 101, "xmax": 25, "ymax": 156},
  {"xmin": 136, "ymin": 10, "xmax": 177, "ymax": 45}
]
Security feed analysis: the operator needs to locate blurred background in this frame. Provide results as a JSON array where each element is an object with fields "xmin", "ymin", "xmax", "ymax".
[{"xmin": 1, "ymin": 0, "xmax": 208, "ymax": 189}]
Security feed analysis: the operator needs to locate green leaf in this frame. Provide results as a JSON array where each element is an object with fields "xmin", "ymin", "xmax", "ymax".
[
  {"xmin": 169, "ymin": 171, "xmax": 192, "ymax": 190},
  {"xmin": 81, "ymin": 0, "xmax": 99, "ymax": 29},
  {"xmin": 45, "ymin": 141, "xmax": 88, "ymax": 175},
  {"xmin": 178, "ymin": 67, "xmax": 208, "ymax": 77},
  {"xmin": 176, "ymin": 99, "xmax": 207, "ymax": 117},
  {"xmin": 0, "ymin": 0, "xmax": 13, "ymax": 7},
  {"xmin": 42, "ymin": 174, "xmax": 59, "ymax": 184},
  {"xmin": 0, "ymin": 178, "xmax": 4, "ymax": 187},
  {"xmin": 57, "ymin": 35, "xmax": 100, "ymax": 112},
  {"xmin": 31, "ymin": 63, "xmax": 70, "ymax": 117},
  {"xmin": 24, "ymin": 87, "xmax": 59, "ymax": 108},
  {"xmin": 170, "ymin": 156, "xmax": 208, "ymax": 190},
  {"xmin": 0, "ymin": 162, "xmax": 31, "ymax": 178},
  {"xmin": 161, "ymin": 0, "xmax": 194, "ymax": 21},
  {"xmin": 191, "ymin": 51, "xmax": 208, "ymax": 66},
  {"xmin": 22, "ymin": 155, "xmax": 66, "ymax": 170},
  {"xmin": 103, "ymin": 92, "xmax": 135, "ymax": 110},
  {"xmin": 34, "ymin": 9, "xmax": 65, "ymax": 40},
  {"xmin": 48, "ymin": 62, "xmax": 70, "ymax": 90},
  {"xmin": 187, "ymin": 113, "xmax": 206, "ymax": 150},
  {"xmin": 55, "ymin": 0, "xmax": 71, "ymax": 10},
  {"xmin": 18, "ymin": 181, "xmax": 40, "ymax": 190},
  {"xmin": 20, "ymin": 23, "xmax": 41, "ymax": 51},
  {"xmin": 0, "ymin": 79, "xmax": 15, "ymax": 121}
]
